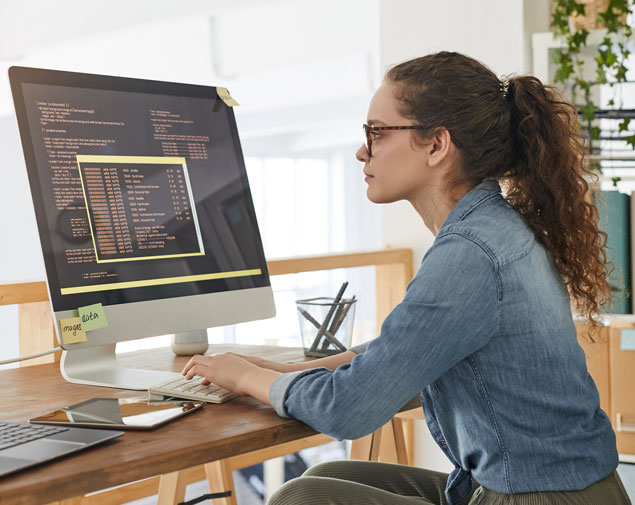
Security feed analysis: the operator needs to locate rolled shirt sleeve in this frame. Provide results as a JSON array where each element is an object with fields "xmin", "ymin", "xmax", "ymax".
[
  {"xmin": 269, "ymin": 369, "xmax": 326, "ymax": 418},
  {"xmin": 349, "ymin": 340, "xmax": 372, "ymax": 355},
  {"xmin": 269, "ymin": 231, "xmax": 500, "ymax": 440}
]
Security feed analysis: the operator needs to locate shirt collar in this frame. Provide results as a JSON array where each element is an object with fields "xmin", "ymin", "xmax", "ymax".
[{"xmin": 441, "ymin": 179, "xmax": 501, "ymax": 229}]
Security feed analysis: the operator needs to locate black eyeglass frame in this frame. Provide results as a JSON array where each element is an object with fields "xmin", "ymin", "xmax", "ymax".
[{"xmin": 363, "ymin": 124, "xmax": 426, "ymax": 157}]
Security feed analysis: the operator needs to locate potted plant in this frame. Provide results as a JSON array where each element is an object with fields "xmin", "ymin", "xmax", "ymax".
[
  {"xmin": 551, "ymin": 0, "xmax": 634, "ymax": 313},
  {"xmin": 551, "ymin": 0, "xmax": 633, "ymax": 181}
]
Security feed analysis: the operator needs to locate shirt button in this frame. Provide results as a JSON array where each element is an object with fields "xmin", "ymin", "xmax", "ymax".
[{"xmin": 440, "ymin": 439, "xmax": 446, "ymax": 445}]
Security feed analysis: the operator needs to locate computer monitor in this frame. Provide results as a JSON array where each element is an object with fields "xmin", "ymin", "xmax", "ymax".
[{"xmin": 9, "ymin": 66, "xmax": 275, "ymax": 390}]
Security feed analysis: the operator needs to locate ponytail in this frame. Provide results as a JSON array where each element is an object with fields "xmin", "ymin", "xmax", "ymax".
[
  {"xmin": 505, "ymin": 76, "xmax": 611, "ymax": 326},
  {"xmin": 387, "ymin": 52, "xmax": 612, "ymax": 328}
]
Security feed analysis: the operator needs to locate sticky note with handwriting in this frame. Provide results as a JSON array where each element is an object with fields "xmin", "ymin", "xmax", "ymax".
[
  {"xmin": 59, "ymin": 317, "xmax": 87, "ymax": 344},
  {"xmin": 217, "ymin": 87, "xmax": 240, "ymax": 107},
  {"xmin": 78, "ymin": 303, "xmax": 108, "ymax": 332}
]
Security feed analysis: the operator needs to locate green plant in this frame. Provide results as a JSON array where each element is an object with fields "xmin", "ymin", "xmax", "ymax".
[{"xmin": 551, "ymin": 0, "xmax": 633, "ymax": 185}]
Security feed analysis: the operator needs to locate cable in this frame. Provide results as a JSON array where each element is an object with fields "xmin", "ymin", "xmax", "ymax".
[
  {"xmin": 0, "ymin": 347, "xmax": 62, "ymax": 366},
  {"xmin": 178, "ymin": 491, "xmax": 232, "ymax": 505}
]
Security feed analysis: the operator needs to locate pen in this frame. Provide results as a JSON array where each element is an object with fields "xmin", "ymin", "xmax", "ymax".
[
  {"xmin": 330, "ymin": 295, "xmax": 356, "ymax": 336},
  {"xmin": 320, "ymin": 297, "xmax": 349, "ymax": 352},
  {"xmin": 308, "ymin": 281, "xmax": 348, "ymax": 353},
  {"xmin": 298, "ymin": 307, "xmax": 347, "ymax": 351}
]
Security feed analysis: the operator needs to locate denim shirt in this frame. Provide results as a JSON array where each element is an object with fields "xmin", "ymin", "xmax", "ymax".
[{"xmin": 269, "ymin": 180, "xmax": 618, "ymax": 505}]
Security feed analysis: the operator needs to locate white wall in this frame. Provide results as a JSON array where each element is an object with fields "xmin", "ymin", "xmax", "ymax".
[
  {"xmin": 376, "ymin": 0, "xmax": 551, "ymax": 473},
  {"xmin": 0, "ymin": 114, "xmax": 44, "ymax": 281},
  {"xmin": 0, "ymin": 0, "xmax": 245, "ymax": 60},
  {"xmin": 0, "ymin": 112, "xmax": 44, "ymax": 369}
]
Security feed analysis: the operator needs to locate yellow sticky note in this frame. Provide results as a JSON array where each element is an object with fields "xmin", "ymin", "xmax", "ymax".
[
  {"xmin": 217, "ymin": 87, "xmax": 240, "ymax": 107},
  {"xmin": 78, "ymin": 303, "xmax": 108, "ymax": 332},
  {"xmin": 59, "ymin": 317, "xmax": 87, "ymax": 344}
]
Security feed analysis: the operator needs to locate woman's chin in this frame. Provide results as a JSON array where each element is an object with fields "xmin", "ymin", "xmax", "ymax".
[{"xmin": 366, "ymin": 190, "xmax": 396, "ymax": 204}]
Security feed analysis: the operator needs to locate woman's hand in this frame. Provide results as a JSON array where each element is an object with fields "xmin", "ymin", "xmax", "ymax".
[{"xmin": 180, "ymin": 352, "xmax": 280, "ymax": 405}]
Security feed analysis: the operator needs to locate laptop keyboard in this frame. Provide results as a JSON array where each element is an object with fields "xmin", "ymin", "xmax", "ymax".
[{"xmin": 0, "ymin": 422, "xmax": 68, "ymax": 451}]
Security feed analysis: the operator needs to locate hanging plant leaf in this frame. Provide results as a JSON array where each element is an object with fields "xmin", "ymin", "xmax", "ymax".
[
  {"xmin": 590, "ymin": 160, "xmax": 602, "ymax": 173},
  {"xmin": 616, "ymin": 63, "xmax": 628, "ymax": 81},
  {"xmin": 618, "ymin": 118, "xmax": 630, "ymax": 132},
  {"xmin": 581, "ymin": 101, "xmax": 597, "ymax": 121}
]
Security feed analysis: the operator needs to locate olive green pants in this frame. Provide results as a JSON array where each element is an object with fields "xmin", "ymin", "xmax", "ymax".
[{"xmin": 267, "ymin": 460, "xmax": 631, "ymax": 505}]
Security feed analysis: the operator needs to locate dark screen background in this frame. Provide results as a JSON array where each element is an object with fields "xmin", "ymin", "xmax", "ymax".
[{"xmin": 11, "ymin": 68, "xmax": 269, "ymax": 312}]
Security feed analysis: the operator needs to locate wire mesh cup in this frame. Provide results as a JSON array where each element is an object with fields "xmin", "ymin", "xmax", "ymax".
[{"xmin": 296, "ymin": 296, "xmax": 357, "ymax": 357}]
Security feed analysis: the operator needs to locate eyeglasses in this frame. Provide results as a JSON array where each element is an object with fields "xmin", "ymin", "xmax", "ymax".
[{"xmin": 363, "ymin": 124, "xmax": 425, "ymax": 157}]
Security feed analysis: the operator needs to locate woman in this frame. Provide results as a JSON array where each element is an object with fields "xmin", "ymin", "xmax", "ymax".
[{"xmin": 182, "ymin": 52, "xmax": 631, "ymax": 504}]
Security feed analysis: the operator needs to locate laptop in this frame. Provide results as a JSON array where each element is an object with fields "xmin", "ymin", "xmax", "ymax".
[{"xmin": 0, "ymin": 421, "xmax": 122, "ymax": 478}]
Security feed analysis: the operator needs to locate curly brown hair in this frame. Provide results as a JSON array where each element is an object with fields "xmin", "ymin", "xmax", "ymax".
[{"xmin": 386, "ymin": 51, "xmax": 612, "ymax": 330}]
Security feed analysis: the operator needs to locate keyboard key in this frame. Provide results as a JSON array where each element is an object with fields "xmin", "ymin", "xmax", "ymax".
[
  {"xmin": 0, "ymin": 423, "xmax": 68, "ymax": 451},
  {"xmin": 148, "ymin": 377, "xmax": 237, "ymax": 404}
]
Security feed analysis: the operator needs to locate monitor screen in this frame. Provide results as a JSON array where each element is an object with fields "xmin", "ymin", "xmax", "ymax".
[{"xmin": 9, "ymin": 67, "xmax": 275, "ymax": 350}]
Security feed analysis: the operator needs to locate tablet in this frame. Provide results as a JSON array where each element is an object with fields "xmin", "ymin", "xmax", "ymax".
[{"xmin": 29, "ymin": 398, "xmax": 204, "ymax": 430}]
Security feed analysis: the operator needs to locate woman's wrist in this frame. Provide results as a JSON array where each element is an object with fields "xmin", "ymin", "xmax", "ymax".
[
  {"xmin": 241, "ymin": 365, "xmax": 281, "ymax": 405},
  {"xmin": 292, "ymin": 351, "xmax": 357, "ymax": 371},
  {"xmin": 245, "ymin": 355, "xmax": 294, "ymax": 373}
]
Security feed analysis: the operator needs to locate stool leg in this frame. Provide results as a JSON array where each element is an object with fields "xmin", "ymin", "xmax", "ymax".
[
  {"xmin": 378, "ymin": 418, "xmax": 409, "ymax": 464},
  {"xmin": 157, "ymin": 470, "xmax": 187, "ymax": 505},
  {"xmin": 204, "ymin": 459, "xmax": 237, "ymax": 505},
  {"xmin": 264, "ymin": 456, "xmax": 285, "ymax": 503},
  {"xmin": 402, "ymin": 418, "xmax": 415, "ymax": 466},
  {"xmin": 349, "ymin": 427, "xmax": 382, "ymax": 461}
]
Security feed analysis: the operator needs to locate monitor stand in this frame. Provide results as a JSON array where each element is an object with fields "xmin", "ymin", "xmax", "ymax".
[{"xmin": 60, "ymin": 344, "xmax": 181, "ymax": 390}]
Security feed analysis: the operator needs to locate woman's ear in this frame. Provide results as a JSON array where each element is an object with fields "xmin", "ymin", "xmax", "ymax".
[{"xmin": 426, "ymin": 127, "xmax": 453, "ymax": 168}]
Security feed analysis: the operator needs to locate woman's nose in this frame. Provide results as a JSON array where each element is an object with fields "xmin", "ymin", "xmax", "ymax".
[{"xmin": 356, "ymin": 143, "xmax": 369, "ymax": 162}]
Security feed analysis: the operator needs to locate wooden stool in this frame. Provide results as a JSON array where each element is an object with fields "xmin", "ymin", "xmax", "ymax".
[{"xmin": 154, "ymin": 410, "xmax": 420, "ymax": 505}]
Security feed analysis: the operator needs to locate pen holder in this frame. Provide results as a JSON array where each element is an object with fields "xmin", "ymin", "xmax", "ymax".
[{"xmin": 296, "ymin": 297, "xmax": 356, "ymax": 357}]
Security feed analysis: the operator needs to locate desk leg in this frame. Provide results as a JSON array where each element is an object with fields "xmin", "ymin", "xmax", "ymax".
[
  {"xmin": 205, "ymin": 459, "xmax": 237, "ymax": 505},
  {"xmin": 157, "ymin": 470, "xmax": 187, "ymax": 505}
]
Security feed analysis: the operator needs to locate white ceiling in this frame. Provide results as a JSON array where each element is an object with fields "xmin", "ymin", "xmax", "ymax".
[{"xmin": 0, "ymin": 0, "xmax": 268, "ymax": 60}]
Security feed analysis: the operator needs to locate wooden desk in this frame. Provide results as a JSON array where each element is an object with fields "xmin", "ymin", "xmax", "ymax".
[
  {"xmin": 0, "ymin": 249, "xmax": 418, "ymax": 503},
  {"xmin": 0, "ymin": 344, "xmax": 330, "ymax": 505}
]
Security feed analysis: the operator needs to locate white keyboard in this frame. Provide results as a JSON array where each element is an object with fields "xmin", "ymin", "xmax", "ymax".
[{"xmin": 148, "ymin": 376, "xmax": 237, "ymax": 404}]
